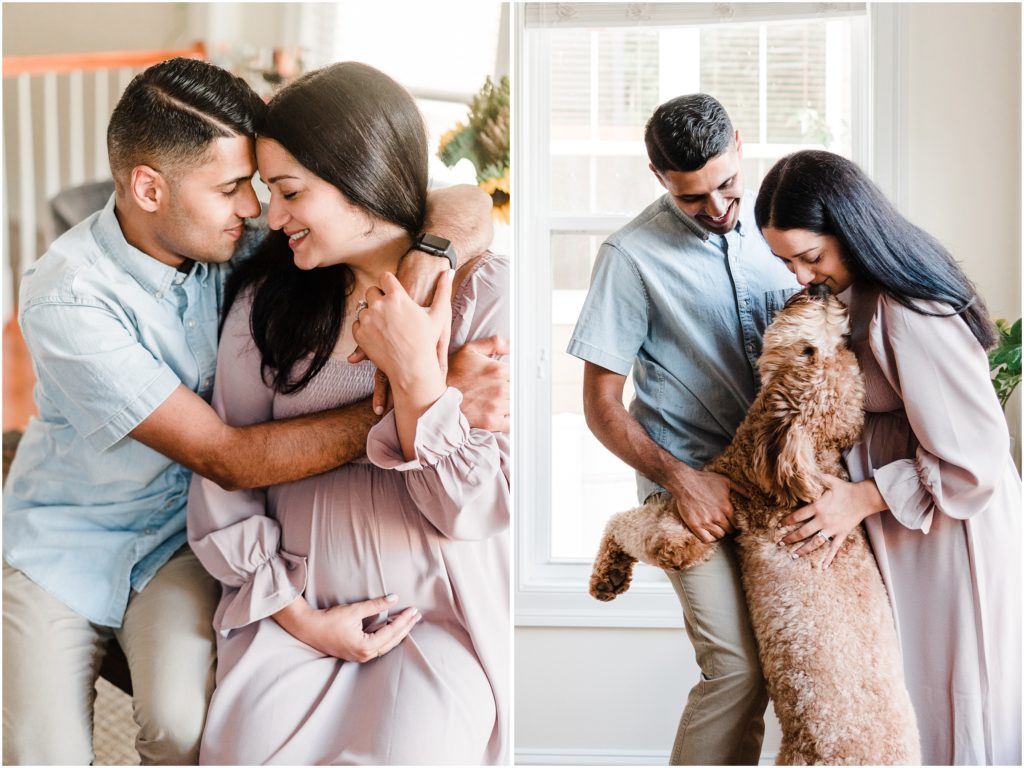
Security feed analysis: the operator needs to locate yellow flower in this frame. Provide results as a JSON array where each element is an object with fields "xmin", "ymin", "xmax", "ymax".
[
  {"xmin": 492, "ymin": 201, "xmax": 510, "ymax": 223},
  {"xmin": 480, "ymin": 168, "xmax": 510, "ymax": 196}
]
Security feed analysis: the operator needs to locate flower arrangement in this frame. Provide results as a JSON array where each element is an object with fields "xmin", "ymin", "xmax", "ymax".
[
  {"xmin": 438, "ymin": 76, "xmax": 510, "ymax": 222},
  {"xmin": 990, "ymin": 317, "xmax": 1021, "ymax": 409}
]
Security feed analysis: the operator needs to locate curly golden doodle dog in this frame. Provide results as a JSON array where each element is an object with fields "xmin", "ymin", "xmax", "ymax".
[{"xmin": 590, "ymin": 286, "xmax": 920, "ymax": 764}]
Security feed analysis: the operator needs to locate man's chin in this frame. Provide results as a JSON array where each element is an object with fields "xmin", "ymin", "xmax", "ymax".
[
  {"xmin": 193, "ymin": 249, "xmax": 237, "ymax": 265},
  {"xmin": 698, "ymin": 208, "xmax": 738, "ymax": 235}
]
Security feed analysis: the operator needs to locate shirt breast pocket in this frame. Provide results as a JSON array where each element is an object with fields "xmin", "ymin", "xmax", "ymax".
[{"xmin": 764, "ymin": 287, "xmax": 801, "ymax": 325}]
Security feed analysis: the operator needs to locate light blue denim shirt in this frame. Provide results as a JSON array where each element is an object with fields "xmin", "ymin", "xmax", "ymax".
[
  {"xmin": 2, "ymin": 195, "xmax": 246, "ymax": 627},
  {"xmin": 568, "ymin": 192, "xmax": 798, "ymax": 503}
]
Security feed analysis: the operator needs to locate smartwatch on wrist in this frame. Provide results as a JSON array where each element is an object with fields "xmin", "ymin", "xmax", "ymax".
[{"xmin": 411, "ymin": 233, "xmax": 457, "ymax": 270}]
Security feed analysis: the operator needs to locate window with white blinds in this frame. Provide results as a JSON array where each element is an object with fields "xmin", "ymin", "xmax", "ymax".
[{"xmin": 516, "ymin": 3, "xmax": 869, "ymax": 627}]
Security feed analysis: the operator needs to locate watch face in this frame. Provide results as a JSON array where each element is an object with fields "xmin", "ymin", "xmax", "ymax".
[{"xmin": 419, "ymin": 233, "xmax": 452, "ymax": 252}]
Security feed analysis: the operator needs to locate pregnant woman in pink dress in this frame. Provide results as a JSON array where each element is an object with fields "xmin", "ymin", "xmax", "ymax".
[
  {"xmin": 755, "ymin": 150, "xmax": 1021, "ymax": 765},
  {"xmin": 187, "ymin": 62, "xmax": 509, "ymax": 764}
]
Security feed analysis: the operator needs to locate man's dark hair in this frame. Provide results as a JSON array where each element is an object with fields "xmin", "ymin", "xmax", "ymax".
[
  {"xmin": 644, "ymin": 93, "xmax": 735, "ymax": 173},
  {"xmin": 107, "ymin": 57, "xmax": 265, "ymax": 185}
]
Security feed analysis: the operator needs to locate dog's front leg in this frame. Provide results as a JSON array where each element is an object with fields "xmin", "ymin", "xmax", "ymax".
[
  {"xmin": 612, "ymin": 498, "xmax": 717, "ymax": 573},
  {"xmin": 589, "ymin": 529, "xmax": 637, "ymax": 601}
]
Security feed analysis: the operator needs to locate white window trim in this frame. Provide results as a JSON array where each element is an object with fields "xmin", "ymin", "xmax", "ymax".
[{"xmin": 514, "ymin": 2, "xmax": 907, "ymax": 628}]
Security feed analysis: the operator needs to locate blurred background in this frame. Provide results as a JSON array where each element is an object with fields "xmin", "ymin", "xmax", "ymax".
[{"xmin": 2, "ymin": 0, "xmax": 510, "ymax": 336}]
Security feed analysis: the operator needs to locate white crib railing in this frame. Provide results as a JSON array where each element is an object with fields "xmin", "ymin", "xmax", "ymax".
[{"xmin": 2, "ymin": 43, "xmax": 205, "ymax": 322}]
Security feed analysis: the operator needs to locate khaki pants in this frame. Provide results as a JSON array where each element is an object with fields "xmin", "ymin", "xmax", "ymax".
[
  {"xmin": 2, "ymin": 547, "xmax": 219, "ymax": 765},
  {"xmin": 666, "ymin": 537, "xmax": 769, "ymax": 765}
]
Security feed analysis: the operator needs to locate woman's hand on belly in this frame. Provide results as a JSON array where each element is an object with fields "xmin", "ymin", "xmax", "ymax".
[{"xmin": 272, "ymin": 593, "xmax": 422, "ymax": 663}]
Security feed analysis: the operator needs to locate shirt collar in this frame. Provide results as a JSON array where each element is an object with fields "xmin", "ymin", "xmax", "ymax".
[
  {"xmin": 662, "ymin": 192, "xmax": 750, "ymax": 242},
  {"xmin": 94, "ymin": 195, "xmax": 199, "ymax": 297}
]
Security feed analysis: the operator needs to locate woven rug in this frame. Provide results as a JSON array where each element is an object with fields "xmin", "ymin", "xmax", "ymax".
[{"xmin": 94, "ymin": 679, "xmax": 139, "ymax": 765}]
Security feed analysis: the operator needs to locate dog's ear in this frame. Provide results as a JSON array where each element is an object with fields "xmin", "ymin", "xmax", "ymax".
[
  {"xmin": 771, "ymin": 424, "xmax": 824, "ymax": 504},
  {"xmin": 750, "ymin": 388, "xmax": 825, "ymax": 506}
]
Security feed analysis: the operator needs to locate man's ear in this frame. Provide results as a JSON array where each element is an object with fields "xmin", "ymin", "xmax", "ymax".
[
  {"xmin": 734, "ymin": 130, "xmax": 743, "ymax": 159},
  {"xmin": 128, "ymin": 165, "xmax": 166, "ymax": 213},
  {"xmin": 649, "ymin": 163, "xmax": 667, "ymax": 189}
]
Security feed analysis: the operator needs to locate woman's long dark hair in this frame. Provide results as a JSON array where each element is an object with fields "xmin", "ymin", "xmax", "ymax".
[
  {"xmin": 225, "ymin": 62, "xmax": 429, "ymax": 394},
  {"xmin": 754, "ymin": 150, "xmax": 996, "ymax": 349}
]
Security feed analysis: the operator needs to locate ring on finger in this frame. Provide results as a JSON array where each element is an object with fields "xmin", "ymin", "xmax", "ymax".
[
  {"xmin": 815, "ymin": 531, "xmax": 831, "ymax": 543},
  {"xmin": 355, "ymin": 299, "xmax": 369, "ymax": 322}
]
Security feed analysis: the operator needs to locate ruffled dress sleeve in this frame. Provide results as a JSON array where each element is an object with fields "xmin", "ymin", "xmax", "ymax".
[
  {"xmin": 366, "ymin": 254, "xmax": 510, "ymax": 541},
  {"xmin": 186, "ymin": 290, "xmax": 307, "ymax": 633},
  {"xmin": 865, "ymin": 294, "xmax": 1009, "ymax": 533}
]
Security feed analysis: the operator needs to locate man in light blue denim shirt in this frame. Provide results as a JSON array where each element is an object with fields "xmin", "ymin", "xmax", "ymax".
[
  {"xmin": 569, "ymin": 95, "xmax": 798, "ymax": 764},
  {"xmin": 3, "ymin": 58, "xmax": 500, "ymax": 765}
]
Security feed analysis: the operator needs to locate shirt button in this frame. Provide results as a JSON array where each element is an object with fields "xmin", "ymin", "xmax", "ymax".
[
  {"xmin": 143, "ymin": 527, "xmax": 156, "ymax": 536},
  {"xmin": 747, "ymin": 344, "xmax": 755, "ymax": 353},
  {"xmin": 154, "ymin": 290, "xmax": 163, "ymax": 300},
  {"xmin": 187, "ymin": 319, "xmax": 196, "ymax": 328},
  {"xmin": 174, "ymin": 275, "xmax": 184, "ymax": 284},
  {"xmin": 202, "ymin": 378, "xmax": 211, "ymax": 388}
]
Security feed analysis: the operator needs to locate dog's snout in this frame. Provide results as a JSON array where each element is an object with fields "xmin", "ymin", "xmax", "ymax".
[{"xmin": 806, "ymin": 283, "xmax": 831, "ymax": 300}]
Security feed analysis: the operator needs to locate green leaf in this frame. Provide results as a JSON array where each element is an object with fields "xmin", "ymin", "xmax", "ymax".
[
  {"xmin": 1006, "ymin": 346, "xmax": 1022, "ymax": 375},
  {"xmin": 438, "ymin": 129, "xmax": 479, "ymax": 170}
]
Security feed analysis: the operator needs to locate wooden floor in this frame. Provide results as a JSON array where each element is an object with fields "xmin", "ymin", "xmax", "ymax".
[{"xmin": 4, "ymin": 316, "xmax": 37, "ymax": 431}]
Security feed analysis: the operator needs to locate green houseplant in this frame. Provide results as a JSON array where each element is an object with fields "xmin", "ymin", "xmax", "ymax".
[{"xmin": 989, "ymin": 318, "xmax": 1021, "ymax": 409}]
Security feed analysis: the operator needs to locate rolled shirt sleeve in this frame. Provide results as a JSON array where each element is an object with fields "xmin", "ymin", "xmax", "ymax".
[
  {"xmin": 21, "ymin": 301, "xmax": 181, "ymax": 452},
  {"xmin": 567, "ymin": 242, "xmax": 648, "ymax": 374}
]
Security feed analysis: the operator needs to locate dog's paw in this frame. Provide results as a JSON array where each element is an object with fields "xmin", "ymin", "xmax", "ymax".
[
  {"xmin": 589, "ymin": 566, "xmax": 633, "ymax": 600},
  {"xmin": 589, "ymin": 543, "xmax": 636, "ymax": 600}
]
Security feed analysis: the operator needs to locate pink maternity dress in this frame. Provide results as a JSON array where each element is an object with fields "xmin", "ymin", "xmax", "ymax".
[
  {"xmin": 187, "ymin": 253, "xmax": 509, "ymax": 765},
  {"xmin": 843, "ymin": 283, "xmax": 1021, "ymax": 765}
]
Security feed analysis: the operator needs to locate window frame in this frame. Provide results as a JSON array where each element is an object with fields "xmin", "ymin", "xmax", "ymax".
[{"xmin": 513, "ymin": 2, "xmax": 907, "ymax": 628}]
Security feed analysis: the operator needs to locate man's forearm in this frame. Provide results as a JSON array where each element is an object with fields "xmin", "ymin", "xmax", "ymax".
[
  {"xmin": 423, "ymin": 184, "xmax": 493, "ymax": 263},
  {"xmin": 212, "ymin": 398, "xmax": 379, "ymax": 490},
  {"xmin": 585, "ymin": 397, "xmax": 696, "ymax": 496},
  {"xmin": 392, "ymin": 185, "xmax": 492, "ymax": 308}
]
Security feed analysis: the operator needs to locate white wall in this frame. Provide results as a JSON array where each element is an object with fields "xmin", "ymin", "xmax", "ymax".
[
  {"xmin": 515, "ymin": 4, "xmax": 1022, "ymax": 763},
  {"xmin": 904, "ymin": 2, "xmax": 1022, "ymax": 456},
  {"xmin": 0, "ymin": 3, "xmax": 292, "ymax": 58},
  {"xmin": 1, "ymin": 3, "xmax": 190, "ymax": 55},
  {"xmin": 516, "ymin": 627, "xmax": 782, "ymax": 765}
]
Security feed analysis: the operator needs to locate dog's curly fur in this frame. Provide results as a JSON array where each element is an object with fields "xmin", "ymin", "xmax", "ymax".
[{"xmin": 590, "ymin": 290, "xmax": 920, "ymax": 764}]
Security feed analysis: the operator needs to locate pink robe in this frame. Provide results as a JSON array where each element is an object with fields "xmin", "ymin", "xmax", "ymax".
[
  {"xmin": 844, "ymin": 284, "xmax": 1021, "ymax": 765},
  {"xmin": 187, "ymin": 253, "xmax": 509, "ymax": 765}
]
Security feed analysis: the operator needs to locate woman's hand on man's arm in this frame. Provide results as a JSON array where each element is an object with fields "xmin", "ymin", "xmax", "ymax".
[{"xmin": 350, "ymin": 183, "xmax": 494, "ymax": 406}]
